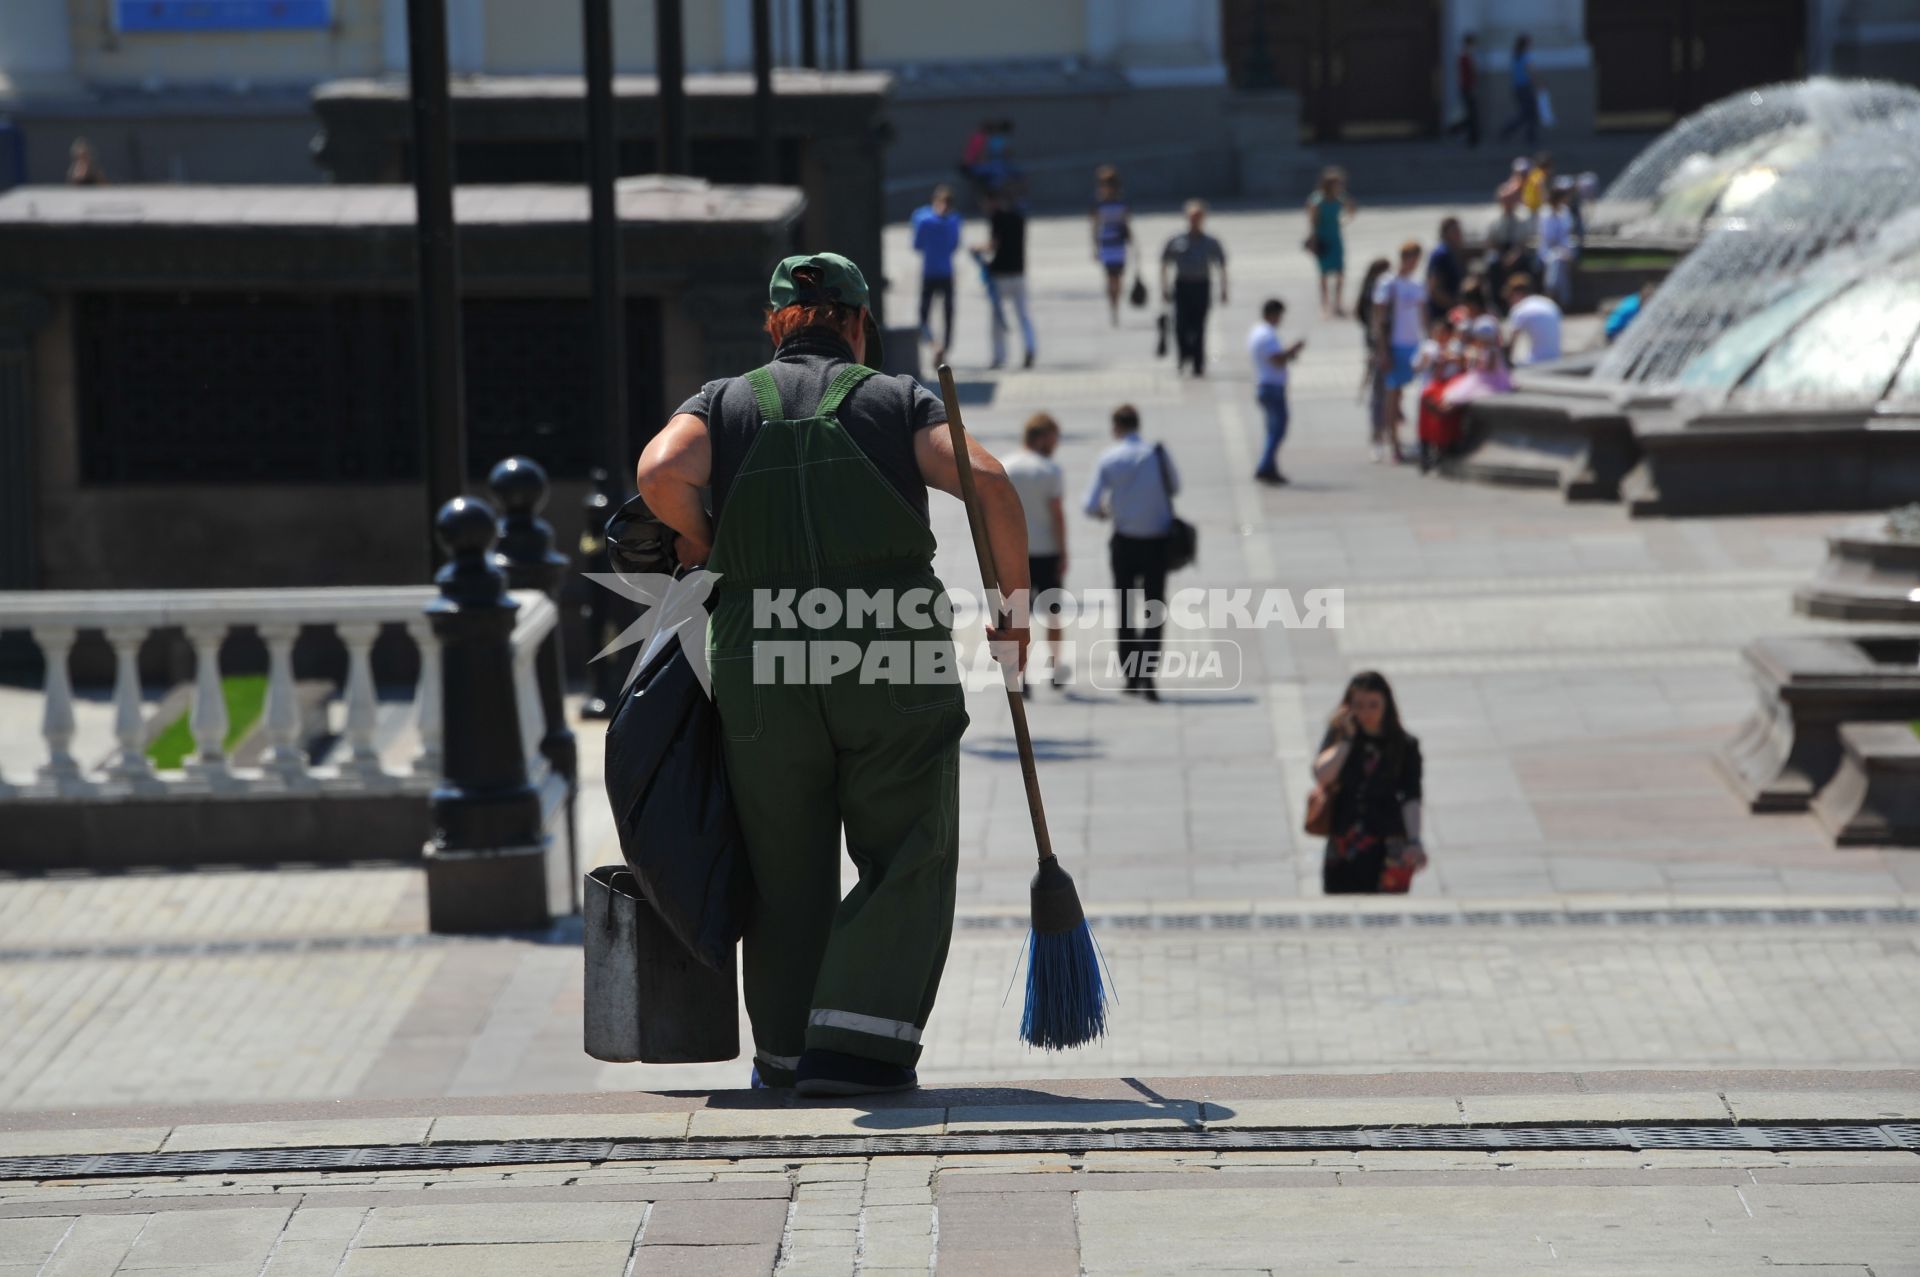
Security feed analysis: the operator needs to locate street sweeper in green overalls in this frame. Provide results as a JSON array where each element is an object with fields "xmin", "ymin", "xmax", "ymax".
[{"xmin": 635, "ymin": 253, "xmax": 1031, "ymax": 1096}]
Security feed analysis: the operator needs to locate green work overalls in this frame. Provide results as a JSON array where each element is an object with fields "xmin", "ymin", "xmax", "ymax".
[{"xmin": 706, "ymin": 362, "xmax": 968, "ymax": 1084}]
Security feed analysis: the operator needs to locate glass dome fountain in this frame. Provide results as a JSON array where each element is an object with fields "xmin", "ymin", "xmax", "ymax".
[
  {"xmin": 1454, "ymin": 104, "xmax": 1920, "ymax": 517},
  {"xmin": 1596, "ymin": 78, "xmax": 1920, "ymax": 239},
  {"xmin": 1593, "ymin": 113, "xmax": 1920, "ymax": 391}
]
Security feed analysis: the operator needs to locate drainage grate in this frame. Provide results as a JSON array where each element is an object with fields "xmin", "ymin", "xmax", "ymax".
[
  {"xmin": 3, "ymin": 1123, "xmax": 1913, "ymax": 1182},
  {"xmin": 3, "ymin": 905, "xmax": 1908, "ymax": 965}
]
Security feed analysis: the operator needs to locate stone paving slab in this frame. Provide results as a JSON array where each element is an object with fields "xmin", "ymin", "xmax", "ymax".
[
  {"xmin": 426, "ymin": 1112, "xmax": 691, "ymax": 1144},
  {"xmin": 12, "ymin": 1082, "xmax": 1918, "ymax": 1168},
  {"xmin": 4, "ymin": 919, "xmax": 1917, "ymax": 1108},
  {"xmin": 162, "ymin": 1117, "xmax": 434, "ymax": 1152},
  {"xmin": 4, "ymin": 1135, "xmax": 1920, "ymax": 1274}
]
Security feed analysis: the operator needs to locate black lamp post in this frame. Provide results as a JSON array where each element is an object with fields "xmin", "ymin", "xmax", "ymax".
[
  {"xmin": 405, "ymin": 0, "xmax": 467, "ymax": 557},
  {"xmin": 656, "ymin": 0, "xmax": 689, "ymax": 174},
  {"xmin": 583, "ymin": 0, "xmax": 627, "ymax": 479}
]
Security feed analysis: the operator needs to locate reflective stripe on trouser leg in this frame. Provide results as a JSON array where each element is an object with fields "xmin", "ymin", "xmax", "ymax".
[{"xmin": 809, "ymin": 1008, "xmax": 923, "ymax": 1044}]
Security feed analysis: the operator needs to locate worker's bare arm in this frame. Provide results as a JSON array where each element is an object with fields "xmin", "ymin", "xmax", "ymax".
[{"xmin": 635, "ymin": 412, "xmax": 715, "ymax": 565}]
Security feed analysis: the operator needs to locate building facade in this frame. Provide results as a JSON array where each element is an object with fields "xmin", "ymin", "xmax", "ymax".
[{"xmin": 0, "ymin": 2, "xmax": 1913, "ymax": 185}]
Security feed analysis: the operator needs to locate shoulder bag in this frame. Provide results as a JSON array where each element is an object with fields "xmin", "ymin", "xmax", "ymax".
[{"xmin": 1153, "ymin": 443, "xmax": 1197, "ymax": 571}]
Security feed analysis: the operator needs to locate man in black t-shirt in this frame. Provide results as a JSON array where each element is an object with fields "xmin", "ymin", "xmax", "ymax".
[{"xmin": 978, "ymin": 187, "xmax": 1036, "ymax": 369}]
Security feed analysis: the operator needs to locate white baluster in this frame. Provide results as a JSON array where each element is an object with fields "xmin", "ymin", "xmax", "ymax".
[
  {"xmin": 337, "ymin": 621, "xmax": 386, "ymax": 783},
  {"xmin": 514, "ymin": 644, "xmax": 546, "ymax": 782},
  {"xmin": 32, "ymin": 625, "xmax": 83, "ymax": 792},
  {"xmin": 407, "ymin": 618, "xmax": 443, "ymax": 780},
  {"xmin": 103, "ymin": 625, "xmax": 156, "ymax": 785},
  {"xmin": 183, "ymin": 623, "xmax": 231, "ymax": 783},
  {"xmin": 258, "ymin": 622, "xmax": 308, "ymax": 787}
]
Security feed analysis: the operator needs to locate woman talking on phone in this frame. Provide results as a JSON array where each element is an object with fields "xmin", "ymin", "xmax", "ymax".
[{"xmin": 1310, "ymin": 671, "xmax": 1428, "ymax": 894}]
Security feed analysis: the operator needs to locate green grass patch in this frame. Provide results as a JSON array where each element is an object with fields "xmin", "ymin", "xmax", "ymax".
[{"xmin": 146, "ymin": 674, "xmax": 269, "ymax": 770}]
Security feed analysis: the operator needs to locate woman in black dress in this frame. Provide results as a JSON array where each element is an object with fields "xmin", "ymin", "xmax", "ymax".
[{"xmin": 1311, "ymin": 671, "xmax": 1427, "ymax": 894}]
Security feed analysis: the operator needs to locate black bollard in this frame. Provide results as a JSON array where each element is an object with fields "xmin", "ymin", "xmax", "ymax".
[
  {"xmin": 422, "ymin": 496, "xmax": 554, "ymax": 933},
  {"xmin": 488, "ymin": 456, "xmax": 581, "ymax": 914},
  {"xmin": 576, "ymin": 467, "xmax": 630, "ymax": 720}
]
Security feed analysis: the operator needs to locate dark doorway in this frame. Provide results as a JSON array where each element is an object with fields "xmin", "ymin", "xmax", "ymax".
[
  {"xmin": 1590, "ymin": 0, "xmax": 1806, "ymax": 130},
  {"xmin": 1222, "ymin": 0, "xmax": 1442, "ymax": 141}
]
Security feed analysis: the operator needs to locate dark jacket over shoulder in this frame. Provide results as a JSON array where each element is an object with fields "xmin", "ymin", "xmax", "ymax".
[{"xmin": 1318, "ymin": 727, "xmax": 1423, "ymax": 839}]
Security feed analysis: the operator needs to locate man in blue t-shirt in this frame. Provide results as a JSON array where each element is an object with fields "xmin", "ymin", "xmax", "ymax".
[{"xmin": 910, "ymin": 185, "xmax": 963, "ymax": 362}]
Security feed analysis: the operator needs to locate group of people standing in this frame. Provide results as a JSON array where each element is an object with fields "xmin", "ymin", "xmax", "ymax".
[{"xmin": 1338, "ymin": 206, "xmax": 1564, "ymax": 467}]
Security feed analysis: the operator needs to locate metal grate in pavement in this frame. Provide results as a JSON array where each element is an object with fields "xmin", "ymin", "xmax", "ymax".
[
  {"xmin": 5, "ymin": 905, "xmax": 1912, "ymax": 965},
  {"xmin": 2, "ymin": 1123, "xmax": 1914, "ymax": 1182},
  {"xmin": 958, "ymin": 906, "xmax": 1919, "ymax": 934}
]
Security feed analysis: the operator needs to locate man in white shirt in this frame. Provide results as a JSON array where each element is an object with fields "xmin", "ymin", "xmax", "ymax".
[
  {"xmin": 1004, "ymin": 413, "xmax": 1069, "ymax": 693},
  {"xmin": 1537, "ymin": 178, "xmax": 1577, "ymax": 307},
  {"xmin": 1504, "ymin": 273, "xmax": 1563, "ymax": 366},
  {"xmin": 1371, "ymin": 240, "xmax": 1429, "ymax": 463},
  {"xmin": 1247, "ymin": 298, "xmax": 1306, "ymax": 485}
]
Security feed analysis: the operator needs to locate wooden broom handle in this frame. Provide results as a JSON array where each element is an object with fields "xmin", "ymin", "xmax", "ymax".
[{"xmin": 935, "ymin": 363, "xmax": 1055, "ymax": 865}]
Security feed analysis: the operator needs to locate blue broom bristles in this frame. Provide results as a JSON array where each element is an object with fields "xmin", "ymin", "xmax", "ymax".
[{"xmin": 1019, "ymin": 922, "xmax": 1108, "ymax": 1050}]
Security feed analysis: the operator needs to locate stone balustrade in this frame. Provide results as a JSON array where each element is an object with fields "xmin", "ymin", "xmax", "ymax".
[{"xmin": 0, "ymin": 586, "xmax": 556, "ymax": 804}]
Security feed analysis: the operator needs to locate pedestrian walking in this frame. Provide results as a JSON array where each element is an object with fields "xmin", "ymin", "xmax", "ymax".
[
  {"xmin": 1503, "ymin": 273, "xmax": 1563, "ymax": 366},
  {"xmin": 911, "ymin": 184, "xmax": 963, "ymax": 364},
  {"xmin": 1446, "ymin": 33, "xmax": 1480, "ymax": 147},
  {"xmin": 1091, "ymin": 166, "xmax": 1133, "ymax": 326},
  {"xmin": 979, "ymin": 186, "xmax": 1037, "ymax": 369},
  {"xmin": 1310, "ymin": 671, "xmax": 1426, "ymax": 895},
  {"xmin": 634, "ymin": 251, "xmax": 1031, "ymax": 1096},
  {"xmin": 1371, "ymin": 241, "xmax": 1428, "ymax": 463},
  {"xmin": 1083, "ymin": 404, "xmax": 1178, "ymax": 701},
  {"xmin": 1160, "ymin": 200, "xmax": 1228, "ymax": 377},
  {"xmin": 1005, "ymin": 413, "xmax": 1070, "ymax": 693},
  {"xmin": 1498, "ymin": 33, "xmax": 1539, "ymax": 146},
  {"xmin": 1306, "ymin": 167, "xmax": 1354, "ymax": 318},
  {"xmin": 1248, "ymin": 298, "xmax": 1305, "ymax": 485}
]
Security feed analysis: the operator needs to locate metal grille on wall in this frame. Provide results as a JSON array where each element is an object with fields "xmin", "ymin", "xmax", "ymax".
[{"xmin": 76, "ymin": 293, "xmax": 662, "ymax": 484}]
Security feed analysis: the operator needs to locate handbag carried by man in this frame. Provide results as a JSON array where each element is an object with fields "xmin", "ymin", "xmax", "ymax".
[{"xmin": 1153, "ymin": 443, "xmax": 1197, "ymax": 571}]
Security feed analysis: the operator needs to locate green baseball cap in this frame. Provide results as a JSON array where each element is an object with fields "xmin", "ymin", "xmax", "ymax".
[{"xmin": 768, "ymin": 252, "xmax": 883, "ymax": 368}]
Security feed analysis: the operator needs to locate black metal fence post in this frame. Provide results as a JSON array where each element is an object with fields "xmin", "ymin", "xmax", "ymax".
[
  {"xmin": 752, "ymin": 0, "xmax": 776, "ymax": 182},
  {"xmin": 422, "ymin": 496, "xmax": 551, "ymax": 933},
  {"xmin": 488, "ymin": 456, "xmax": 580, "ymax": 914},
  {"xmin": 405, "ymin": 0, "xmax": 468, "ymax": 560},
  {"xmin": 583, "ymin": 0, "xmax": 628, "ymax": 481},
  {"xmin": 656, "ymin": 0, "xmax": 689, "ymax": 174}
]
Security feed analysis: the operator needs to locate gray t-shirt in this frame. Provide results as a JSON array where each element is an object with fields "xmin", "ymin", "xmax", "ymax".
[
  {"xmin": 1162, "ymin": 231, "xmax": 1226, "ymax": 282},
  {"xmin": 674, "ymin": 330, "xmax": 946, "ymax": 525}
]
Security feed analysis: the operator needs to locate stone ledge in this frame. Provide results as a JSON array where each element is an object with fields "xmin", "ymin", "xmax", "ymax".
[{"xmin": 12, "ymin": 1084, "xmax": 1918, "ymax": 1164}]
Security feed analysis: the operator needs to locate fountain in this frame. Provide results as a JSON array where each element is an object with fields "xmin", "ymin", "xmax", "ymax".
[
  {"xmin": 1575, "ymin": 78, "xmax": 1920, "ymax": 309},
  {"xmin": 1452, "ymin": 108, "xmax": 1920, "ymax": 516}
]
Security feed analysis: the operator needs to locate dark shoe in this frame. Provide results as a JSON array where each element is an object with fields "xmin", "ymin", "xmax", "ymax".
[
  {"xmin": 1273, "ymin": 471, "xmax": 1290, "ymax": 485},
  {"xmin": 1141, "ymin": 682, "xmax": 1160, "ymax": 703},
  {"xmin": 1254, "ymin": 468, "xmax": 1281, "ymax": 485},
  {"xmin": 794, "ymin": 1048, "xmax": 918, "ymax": 1097},
  {"xmin": 1023, "ymin": 349, "xmax": 1036, "ymax": 369}
]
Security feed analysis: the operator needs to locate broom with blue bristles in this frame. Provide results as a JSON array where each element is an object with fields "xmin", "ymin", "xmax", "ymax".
[{"xmin": 937, "ymin": 363, "xmax": 1108, "ymax": 1050}]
